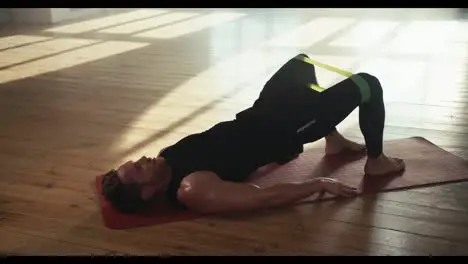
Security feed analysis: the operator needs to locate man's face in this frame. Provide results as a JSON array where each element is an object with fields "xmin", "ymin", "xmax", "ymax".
[{"xmin": 116, "ymin": 156, "xmax": 168, "ymax": 200}]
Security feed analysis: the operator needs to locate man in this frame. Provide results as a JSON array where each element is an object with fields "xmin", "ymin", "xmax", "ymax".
[{"xmin": 102, "ymin": 54, "xmax": 405, "ymax": 214}]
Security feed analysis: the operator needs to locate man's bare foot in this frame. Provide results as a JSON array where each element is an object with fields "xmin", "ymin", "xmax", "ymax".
[
  {"xmin": 364, "ymin": 154, "xmax": 405, "ymax": 176},
  {"xmin": 325, "ymin": 131, "xmax": 366, "ymax": 155}
]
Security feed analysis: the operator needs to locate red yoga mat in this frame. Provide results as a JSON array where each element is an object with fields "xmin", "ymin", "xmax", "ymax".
[{"xmin": 95, "ymin": 137, "xmax": 468, "ymax": 229}]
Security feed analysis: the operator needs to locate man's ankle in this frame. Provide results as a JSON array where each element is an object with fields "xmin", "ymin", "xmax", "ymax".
[
  {"xmin": 367, "ymin": 153, "xmax": 385, "ymax": 161},
  {"xmin": 325, "ymin": 130, "xmax": 340, "ymax": 140}
]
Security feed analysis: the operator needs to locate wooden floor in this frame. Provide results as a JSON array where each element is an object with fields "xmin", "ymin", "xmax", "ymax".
[{"xmin": 1, "ymin": 8, "xmax": 468, "ymax": 255}]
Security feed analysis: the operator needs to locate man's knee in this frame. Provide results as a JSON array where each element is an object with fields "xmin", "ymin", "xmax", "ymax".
[
  {"xmin": 295, "ymin": 53, "xmax": 309, "ymax": 60},
  {"xmin": 355, "ymin": 73, "xmax": 382, "ymax": 90},
  {"xmin": 294, "ymin": 53, "xmax": 314, "ymax": 67},
  {"xmin": 353, "ymin": 72, "xmax": 383, "ymax": 101}
]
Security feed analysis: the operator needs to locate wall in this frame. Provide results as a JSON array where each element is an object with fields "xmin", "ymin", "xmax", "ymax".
[
  {"xmin": 10, "ymin": 8, "xmax": 52, "ymax": 24},
  {"xmin": 0, "ymin": 8, "xmax": 9, "ymax": 23},
  {"xmin": 49, "ymin": 8, "xmax": 104, "ymax": 24},
  {"xmin": 8, "ymin": 8, "xmax": 107, "ymax": 25}
]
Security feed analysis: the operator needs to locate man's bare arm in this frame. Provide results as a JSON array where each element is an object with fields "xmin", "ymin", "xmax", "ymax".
[{"xmin": 176, "ymin": 171, "xmax": 357, "ymax": 214}]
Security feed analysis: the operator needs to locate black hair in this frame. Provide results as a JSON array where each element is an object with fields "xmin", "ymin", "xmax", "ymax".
[{"xmin": 101, "ymin": 169, "xmax": 156, "ymax": 214}]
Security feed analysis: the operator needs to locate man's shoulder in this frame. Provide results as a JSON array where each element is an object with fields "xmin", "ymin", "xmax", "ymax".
[{"xmin": 165, "ymin": 170, "xmax": 223, "ymax": 209}]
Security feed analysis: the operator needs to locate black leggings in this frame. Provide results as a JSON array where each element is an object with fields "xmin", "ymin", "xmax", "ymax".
[{"xmin": 258, "ymin": 54, "xmax": 385, "ymax": 158}]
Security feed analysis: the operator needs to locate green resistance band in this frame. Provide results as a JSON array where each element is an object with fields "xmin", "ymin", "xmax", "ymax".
[{"xmin": 297, "ymin": 56, "xmax": 370, "ymax": 103}]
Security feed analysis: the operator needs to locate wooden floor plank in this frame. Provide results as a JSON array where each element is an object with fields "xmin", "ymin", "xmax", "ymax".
[{"xmin": 0, "ymin": 229, "xmax": 112, "ymax": 255}]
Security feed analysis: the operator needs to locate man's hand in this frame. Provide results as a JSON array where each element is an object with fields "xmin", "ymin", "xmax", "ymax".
[{"xmin": 317, "ymin": 177, "xmax": 358, "ymax": 197}]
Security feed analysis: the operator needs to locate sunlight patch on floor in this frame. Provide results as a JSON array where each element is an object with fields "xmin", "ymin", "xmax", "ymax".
[
  {"xmin": 133, "ymin": 12, "xmax": 246, "ymax": 39},
  {"xmin": 437, "ymin": 42, "xmax": 468, "ymax": 59},
  {"xmin": 454, "ymin": 21, "xmax": 468, "ymax": 42},
  {"xmin": 414, "ymin": 21, "xmax": 468, "ymax": 107},
  {"xmin": 0, "ymin": 41, "xmax": 149, "ymax": 84},
  {"xmin": 98, "ymin": 12, "xmax": 200, "ymax": 34},
  {"xmin": 0, "ymin": 38, "xmax": 99, "ymax": 68},
  {"xmin": 355, "ymin": 57, "xmax": 428, "ymax": 103},
  {"xmin": 424, "ymin": 55, "xmax": 467, "ymax": 106},
  {"xmin": 0, "ymin": 35, "xmax": 52, "ymax": 50},
  {"xmin": 383, "ymin": 20, "xmax": 464, "ymax": 55},
  {"xmin": 169, "ymin": 81, "xmax": 265, "ymax": 132},
  {"xmin": 352, "ymin": 19, "xmax": 468, "ymax": 106},
  {"xmin": 44, "ymin": 9, "xmax": 168, "ymax": 34},
  {"xmin": 264, "ymin": 17, "xmax": 355, "ymax": 47},
  {"xmin": 328, "ymin": 20, "xmax": 400, "ymax": 49}
]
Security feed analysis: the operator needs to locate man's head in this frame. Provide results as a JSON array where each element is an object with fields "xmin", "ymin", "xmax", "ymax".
[{"xmin": 101, "ymin": 156, "xmax": 171, "ymax": 213}]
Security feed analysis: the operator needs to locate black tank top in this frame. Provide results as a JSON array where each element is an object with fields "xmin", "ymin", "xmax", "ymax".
[{"xmin": 159, "ymin": 110, "xmax": 303, "ymax": 206}]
